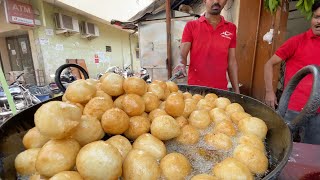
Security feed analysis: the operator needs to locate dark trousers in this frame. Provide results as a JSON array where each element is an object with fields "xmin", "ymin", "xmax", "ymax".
[{"xmin": 284, "ymin": 110, "xmax": 320, "ymax": 144}]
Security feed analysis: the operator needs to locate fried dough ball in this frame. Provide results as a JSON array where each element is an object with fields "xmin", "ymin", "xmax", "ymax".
[
  {"xmin": 165, "ymin": 92, "xmax": 185, "ymax": 117},
  {"xmin": 141, "ymin": 112, "xmax": 148, "ymax": 118},
  {"xmin": 238, "ymin": 117, "xmax": 268, "ymax": 139},
  {"xmin": 62, "ymin": 93, "xmax": 68, "ymax": 102},
  {"xmin": 66, "ymin": 101, "xmax": 84, "ymax": 114},
  {"xmin": 182, "ymin": 99, "xmax": 198, "ymax": 118},
  {"xmin": 99, "ymin": 72, "xmax": 110, "ymax": 82},
  {"xmin": 133, "ymin": 133, "xmax": 166, "ymax": 160},
  {"xmin": 153, "ymin": 80, "xmax": 167, "ymax": 90},
  {"xmin": 123, "ymin": 149, "xmax": 160, "ymax": 180},
  {"xmin": 231, "ymin": 111, "xmax": 252, "ymax": 125},
  {"xmin": 148, "ymin": 83, "xmax": 165, "ymax": 100},
  {"xmin": 175, "ymin": 116, "xmax": 188, "ymax": 127},
  {"xmin": 209, "ymin": 108, "xmax": 231, "ymax": 124},
  {"xmin": 101, "ymin": 73, "xmax": 124, "ymax": 96},
  {"xmin": 36, "ymin": 139, "xmax": 80, "ymax": 177},
  {"xmin": 239, "ymin": 134, "xmax": 265, "ymax": 151},
  {"xmin": 159, "ymin": 101, "xmax": 166, "ymax": 110},
  {"xmin": 215, "ymin": 97, "xmax": 231, "ymax": 109},
  {"xmin": 177, "ymin": 90, "xmax": 184, "ymax": 97},
  {"xmin": 124, "ymin": 116, "xmax": 151, "ymax": 140},
  {"xmin": 143, "ymin": 92, "xmax": 160, "ymax": 112},
  {"xmin": 160, "ymin": 153, "xmax": 191, "ymax": 180},
  {"xmin": 205, "ymin": 133, "xmax": 232, "ymax": 150},
  {"xmin": 225, "ymin": 103, "xmax": 245, "ymax": 116},
  {"xmin": 191, "ymin": 174, "xmax": 218, "ymax": 180},
  {"xmin": 114, "ymin": 95, "xmax": 125, "ymax": 110},
  {"xmin": 163, "ymin": 87, "xmax": 171, "ymax": 101},
  {"xmin": 151, "ymin": 115, "xmax": 181, "ymax": 140},
  {"xmin": 188, "ymin": 110, "xmax": 211, "ymax": 129},
  {"xmin": 23, "ymin": 127, "xmax": 49, "ymax": 149},
  {"xmin": 83, "ymin": 97, "xmax": 114, "ymax": 120},
  {"xmin": 86, "ymin": 78, "xmax": 99, "ymax": 86},
  {"xmin": 192, "ymin": 94, "xmax": 203, "ymax": 103},
  {"xmin": 149, "ymin": 109, "xmax": 168, "ymax": 122},
  {"xmin": 105, "ymin": 135, "xmax": 132, "ymax": 162},
  {"xmin": 15, "ymin": 148, "xmax": 40, "ymax": 175},
  {"xmin": 35, "ymin": 101, "xmax": 82, "ymax": 139},
  {"xmin": 29, "ymin": 173, "xmax": 48, "ymax": 180},
  {"xmin": 101, "ymin": 108, "xmax": 129, "ymax": 135},
  {"xmin": 122, "ymin": 94, "xmax": 145, "ymax": 116},
  {"xmin": 96, "ymin": 82, "xmax": 103, "ymax": 91},
  {"xmin": 95, "ymin": 90, "xmax": 112, "ymax": 100},
  {"xmin": 50, "ymin": 171, "xmax": 83, "ymax": 180},
  {"xmin": 213, "ymin": 157, "xmax": 253, "ymax": 180},
  {"xmin": 204, "ymin": 93, "xmax": 218, "ymax": 104},
  {"xmin": 197, "ymin": 99, "xmax": 215, "ymax": 111},
  {"xmin": 233, "ymin": 144, "xmax": 268, "ymax": 174},
  {"xmin": 65, "ymin": 80, "xmax": 96, "ymax": 104},
  {"xmin": 123, "ymin": 77, "xmax": 147, "ymax": 96},
  {"xmin": 183, "ymin": 92, "xmax": 193, "ymax": 99},
  {"xmin": 71, "ymin": 115, "xmax": 104, "ymax": 146},
  {"xmin": 76, "ymin": 141, "xmax": 122, "ymax": 180},
  {"xmin": 176, "ymin": 125, "xmax": 200, "ymax": 145},
  {"xmin": 213, "ymin": 121, "xmax": 237, "ymax": 137},
  {"xmin": 166, "ymin": 81, "xmax": 179, "ymax": 92}
]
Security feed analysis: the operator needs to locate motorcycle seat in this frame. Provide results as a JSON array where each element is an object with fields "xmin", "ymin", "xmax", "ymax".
[{"xmin": 0, "ymin": 96, "xmax": 7, "ymax": 102}]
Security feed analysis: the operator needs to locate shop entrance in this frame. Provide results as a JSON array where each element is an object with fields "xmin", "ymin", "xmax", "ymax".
[{"xmin": 6, "ymin": 34, "xmax": 36, "ymax": 85}]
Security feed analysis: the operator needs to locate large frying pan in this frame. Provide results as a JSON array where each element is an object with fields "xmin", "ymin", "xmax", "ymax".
[{"xmin": 1, "ymin": 65, "xmax": 319, "ymax": 180}]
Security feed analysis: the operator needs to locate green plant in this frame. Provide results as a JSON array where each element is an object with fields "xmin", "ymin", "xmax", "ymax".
[
  {"xmin": 264, "ymin": 0, "xmax": 281, "ymax": 14},
  {"xmin": 296, "ymin": 0, "xmax": 315, "ymax": 20}
]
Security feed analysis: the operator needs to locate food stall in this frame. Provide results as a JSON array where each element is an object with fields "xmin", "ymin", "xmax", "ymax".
[
  {"xmin": 137, "ymin": 10, "xmax": 196, "ymax": 83},
  {"xmin": 0, "ymin": 64, "xmax": 319, "ymax": 179}
]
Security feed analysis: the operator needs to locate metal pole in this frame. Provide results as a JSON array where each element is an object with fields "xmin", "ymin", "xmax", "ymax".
[
  {"xmin": 0, "ymin": 68, "xmax": 16, "ymax": 114},
  {"xmin": 166, "ymin": 0, "xmax": 172, "ymax": 79}
]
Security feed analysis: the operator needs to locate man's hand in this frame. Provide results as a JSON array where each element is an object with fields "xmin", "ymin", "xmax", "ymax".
[
  {"xmin": 173, "ymin": 63, "xmax": 187, "ymax": 78},
  {"xmin": 265, "ymin": 91, "xmax": 278, "ymax": 109}
]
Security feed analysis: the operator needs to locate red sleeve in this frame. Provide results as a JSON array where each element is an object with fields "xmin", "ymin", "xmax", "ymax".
[
  {"xmin": 182, "ymin": 21, "xmax": 193, "ymax": 43},
  {"xmin": 229, "ymin": 25, "xmax": 237, "ymax": 48},
  {"xmin": 275, "ymin": 36, "xmax": 300, "ymax": 61}
]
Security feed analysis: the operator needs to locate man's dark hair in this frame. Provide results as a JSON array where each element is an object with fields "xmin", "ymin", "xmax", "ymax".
[{"xmin": 312, "ymin": 0, "xmax": 320, "ymax": 12}]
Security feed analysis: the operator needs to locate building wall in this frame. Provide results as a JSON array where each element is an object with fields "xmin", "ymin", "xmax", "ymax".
[
  {"xmin": 221, "ymin": 0, "xmax": 240, "ymax": 28},
  {"xmin": 191, "ymin": 0, "xmax": 240, "ymax": 27},
  {"xmin": 286, "ymin": 1, "xmax": 310, "ymax": 40},
  {"xmin": 0, "ymin": 37, "xmax": 11, "ymax": 79},
  {"xmin": 0, "ymin": 2, "xmax": 23, "ymax": 80},
  {"xmin": 0, "ymin": 1, "xmax": 21, "ymax": 34},
  {"xmin": 31, "ymin": 2, "xmax": 139, "ymax": 83}
]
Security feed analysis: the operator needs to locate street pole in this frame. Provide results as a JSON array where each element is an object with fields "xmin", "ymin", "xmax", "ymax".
[{"xmin": 166, "ymin": 0, "xmax": 172, "ymax": 79}]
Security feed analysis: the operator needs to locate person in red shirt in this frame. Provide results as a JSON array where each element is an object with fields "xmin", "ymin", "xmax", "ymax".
[
  {"xmin": 173, "ymin": 0, "xmax": 240, "ymax": 93},
  {"xmin": 264, "ymin": 1, "xmax": 320, "ymax": 144}
]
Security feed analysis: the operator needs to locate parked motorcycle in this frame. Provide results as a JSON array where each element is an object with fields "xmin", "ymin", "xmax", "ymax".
[
  {"xmin": 97, "ymin": 65, "xmax": 151, "ymax": 84},
  {"xmin": 0, "ymin": 73, "xmax": 41, "ymax": 123},
  {"xmin": 51, "ymin": 65, "xmax": 80, "ymax": 94},
  {"xmin": 55, "ymin": 64, "xmax": 89, "ymax": 93},
  {"xmin": 140, "ymin": 68, "xmax": 152, "ymax": 83},
  {"xmin": 60, "ymin": 68, "xmax": 77, "ymax": 83},
  {"xmin": 122, "ymin": 64, "xmax": 135, "ymax": 78}
]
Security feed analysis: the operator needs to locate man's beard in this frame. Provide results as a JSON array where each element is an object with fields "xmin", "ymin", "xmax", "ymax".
[
  {"xmin": 208, "ymin": 9, "xmax": 222, "ymax": 15},
  {"xmin": 208, "ymin": 3, "xmax": 222, "ymax": 15}
]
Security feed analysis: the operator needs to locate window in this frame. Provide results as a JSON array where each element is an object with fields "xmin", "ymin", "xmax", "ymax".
[{"xmin": 106, "ymin": 46, "xmax": 112, "ymax": 52}]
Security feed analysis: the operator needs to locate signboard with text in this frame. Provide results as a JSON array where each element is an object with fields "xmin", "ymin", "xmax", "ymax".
[{"xmin": 4, "ymin": 0, "xmax": 35, "ymax": 26}]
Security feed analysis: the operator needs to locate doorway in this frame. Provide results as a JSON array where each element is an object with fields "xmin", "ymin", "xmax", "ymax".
[{"xmin": 6, "ymin": 35, "xmax": 36, "ymax": 85}]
